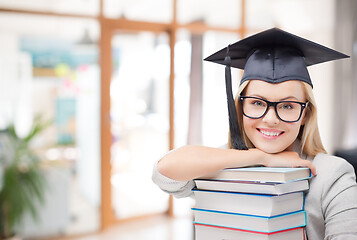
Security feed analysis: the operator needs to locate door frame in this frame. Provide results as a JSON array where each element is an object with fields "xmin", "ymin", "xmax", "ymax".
[{"xmin": 99, "ymin": 17, "xmax": 175, "ymax": 229}]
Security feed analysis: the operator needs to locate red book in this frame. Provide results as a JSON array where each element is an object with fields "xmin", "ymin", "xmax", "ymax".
[{"xmin": 194, "ymin": 223, "xmax": 305, "ymax": 240}]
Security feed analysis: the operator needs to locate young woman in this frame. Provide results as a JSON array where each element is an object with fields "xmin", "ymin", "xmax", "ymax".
[{"xmin": 152, "ymin": 28, "xmax": 357, "ymax": 239}]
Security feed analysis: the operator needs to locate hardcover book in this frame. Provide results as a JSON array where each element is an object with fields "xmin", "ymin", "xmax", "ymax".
[
  {"xmin": 192, "ymin": 208, "xmax": 306, "ymax": 233},
  {"xmin": 199, "ymin": 167, "xmax": 311, "ymax": 183},
  {"xmin": 193, "ymin": 189, "xmax": 305, "ymax": 217},
  {"xmin": 194, "ymin": 223, "xmax": 305, "ymax": 240},
  {"xmin": 194, "ymin": 179, "xmax": 309, "ymax": 195}
]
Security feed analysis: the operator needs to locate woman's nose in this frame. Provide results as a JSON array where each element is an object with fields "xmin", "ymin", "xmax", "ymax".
[{"xmin": 262, "ymin": 107, "xmax": 280, "ymax": 125}]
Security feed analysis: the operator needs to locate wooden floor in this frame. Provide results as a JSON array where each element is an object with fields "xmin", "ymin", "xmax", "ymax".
[{"xmin": 48, "ymin": 215, "xmax": 194, "ymax": 240}]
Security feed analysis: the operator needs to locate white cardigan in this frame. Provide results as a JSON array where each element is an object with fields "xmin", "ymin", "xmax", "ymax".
[{"xmin": 152, "ymin": 152, "xmax": 357, "ymax": 239}]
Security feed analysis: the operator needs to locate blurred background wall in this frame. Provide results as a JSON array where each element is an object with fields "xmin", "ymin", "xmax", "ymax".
[{"xmin": 0, "ymin": 0, "xmax": 356, "ymax": 239}]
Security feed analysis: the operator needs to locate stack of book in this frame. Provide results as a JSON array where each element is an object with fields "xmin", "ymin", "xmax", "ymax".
[{"xmin": 192, "ymin": 167, "xmax": 311, "ymax": 240}]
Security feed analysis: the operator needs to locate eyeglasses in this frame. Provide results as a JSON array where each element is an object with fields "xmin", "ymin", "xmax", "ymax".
[{"xmin": 239, "ymin": 96, "xmax": 308, "ymax": 123}]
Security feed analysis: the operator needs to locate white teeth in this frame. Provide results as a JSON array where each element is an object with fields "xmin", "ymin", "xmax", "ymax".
[{"xmin": 260, "ymin": 130, "xmax": 281, "ymax": 136}]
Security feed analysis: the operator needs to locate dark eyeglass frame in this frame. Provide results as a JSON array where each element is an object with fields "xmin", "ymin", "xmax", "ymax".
[{"xmin": 239, "ymin": 96, "xmax": 309, "ymax": 123}]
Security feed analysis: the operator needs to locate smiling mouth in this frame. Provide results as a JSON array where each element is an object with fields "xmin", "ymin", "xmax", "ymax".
[{"xmin": 258, "ymin": 129, "xmax": 284, "ymax": 137}]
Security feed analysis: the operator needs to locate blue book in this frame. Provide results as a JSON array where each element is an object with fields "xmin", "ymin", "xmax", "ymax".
[
  {"xmin": 192, "ymin": 208, "xmax": 306, "ymax": 233},
  {"xmin": 193, "ymin": 189, "xmax": 305, "ymax": 217}
]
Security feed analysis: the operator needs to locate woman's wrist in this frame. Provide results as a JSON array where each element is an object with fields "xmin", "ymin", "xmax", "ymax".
[
  {"xmin": 248, "ymin": 148, "xmax": 267, "ymax": 166},
  {"xmin": 225, "ymin": 148, "xmax": 266, "ymax": 169}
]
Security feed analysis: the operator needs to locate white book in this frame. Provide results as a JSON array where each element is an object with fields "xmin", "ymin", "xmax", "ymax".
[
  {"xmin": 193, "ymin": 189, "xmax": 305, "ymax": 217},
  {"xmin": 194, "ymin": 179, "xmax": 309, "ymax": 195},
  {"xmin": 199, "ymin": 167, "xmax": 311, "ymax": 183},
  {"xmin": 195, "ymin": 223, "xmax": 305, "ymax": 240},
  {"xmin": 192, "ymin": 208, "xmax": 306, "ymax": 233}
]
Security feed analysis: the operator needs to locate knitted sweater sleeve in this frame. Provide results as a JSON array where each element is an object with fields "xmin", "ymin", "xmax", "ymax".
[{"xmin": 152, "ymin": 160, "xmax": 195, "ymax": 198}]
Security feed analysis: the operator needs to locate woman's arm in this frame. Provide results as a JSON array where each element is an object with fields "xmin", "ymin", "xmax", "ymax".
[
  {"xmin": 305, "ymin": 154, "xmax": 357, "ymax": 239},
  {"xmin": 157, "ymin": 145, "xmax": 316, "ymax": 181}
]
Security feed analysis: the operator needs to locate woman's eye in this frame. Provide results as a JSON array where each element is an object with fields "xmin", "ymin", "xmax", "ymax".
[
  {"xmin": 281, "ymin": 103, "xmax": 294, "ymax": 110},
  {"xmin": 252, "ymin": 100, "xmax": 265, "ymax": 107}
]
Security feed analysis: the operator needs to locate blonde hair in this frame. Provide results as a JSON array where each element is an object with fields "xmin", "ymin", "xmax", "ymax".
[{"xmin": 229, "ymin": 80, "xmax": 327, "ymax": 157}]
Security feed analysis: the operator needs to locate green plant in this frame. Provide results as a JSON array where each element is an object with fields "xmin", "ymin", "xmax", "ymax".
[{"xmin": 0, "ymin": 116, "xmax": 49, "ymax": 238}]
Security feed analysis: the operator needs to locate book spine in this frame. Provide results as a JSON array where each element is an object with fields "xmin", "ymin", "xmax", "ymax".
[
  {"xmin": 192, "ymin": 207, "xmax": 306, "ymax": 219},
  {"xmin": 194, "ymin": 223, "xmax": 304, "ymax": 235},
  {"xmin": 192, "ymin": 208, "xmax": 306, "ymax": 233},
  {"xmin": 193, "ymin": 175, "xmax": 309, "ymax": 239}
]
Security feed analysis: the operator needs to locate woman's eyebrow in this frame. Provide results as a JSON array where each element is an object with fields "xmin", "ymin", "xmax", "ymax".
[
  {"xmin": 280, "ymin": 96, "xmax": 299, "ymax": 101},
  {"xmin": 247, "ymin": 94, "xmax": 300, "ymax": 101},
  {"xmin": 247, "ymin": 94, "xmax": 267, "ymax": 99}
]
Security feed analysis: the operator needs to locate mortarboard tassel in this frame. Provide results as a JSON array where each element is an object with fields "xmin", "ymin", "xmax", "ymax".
[{"xmin": 224, "ymin": 45, "xmax": 248, "ymax": 150}]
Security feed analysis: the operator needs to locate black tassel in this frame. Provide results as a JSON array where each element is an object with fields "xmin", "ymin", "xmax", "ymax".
[{"xmin": 224, "ymin": 46, "xmax": 248, "ymax": 150}]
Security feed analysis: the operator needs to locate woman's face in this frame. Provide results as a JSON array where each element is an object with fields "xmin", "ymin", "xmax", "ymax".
[{"xmin": 242, "ymin": 80, "xmax": 307, "ymax": 153}]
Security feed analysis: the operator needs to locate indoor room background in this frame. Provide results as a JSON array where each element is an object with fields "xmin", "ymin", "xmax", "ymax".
[{"xmin": 0, "ymin": 0, "xmax": 356, "ymax": 239}]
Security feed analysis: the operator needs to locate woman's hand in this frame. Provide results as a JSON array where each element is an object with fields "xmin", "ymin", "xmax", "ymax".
[{"xmin": 259, "ymin": 150, "xmax": 317, "ymax": 176}]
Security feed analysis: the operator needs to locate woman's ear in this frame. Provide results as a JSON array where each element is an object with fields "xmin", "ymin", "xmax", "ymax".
[
  {"xmin": 301, "ymin": 106, "xmax": 310, "ymax": 126},
  {"xmin": 301, "ymin": 115, "xmax": 306, "ymax": 126}
]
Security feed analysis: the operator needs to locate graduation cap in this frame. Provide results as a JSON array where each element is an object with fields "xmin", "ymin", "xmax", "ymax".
[{"xmin": 204, "ymin": 27, "xmax": 349, "ymax": 150}]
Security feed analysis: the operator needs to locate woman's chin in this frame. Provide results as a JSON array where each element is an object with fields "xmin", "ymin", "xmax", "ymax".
[{"xmin": 255, "ymin": 144, "xmax": 287, "ymax": 154}]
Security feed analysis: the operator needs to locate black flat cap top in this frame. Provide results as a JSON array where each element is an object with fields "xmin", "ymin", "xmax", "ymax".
[
  {"xmin": 204, "ymin": 27, "xmax": 349, "ymax": 68},
  {"xmin": 204, "ymin": 28, "xmax": 349, "ymax": 87}
]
